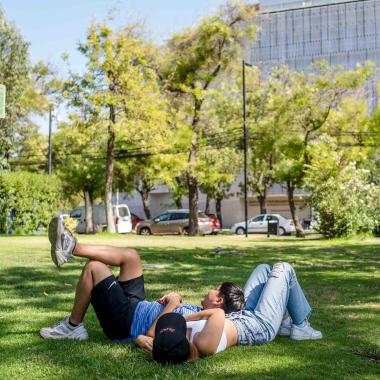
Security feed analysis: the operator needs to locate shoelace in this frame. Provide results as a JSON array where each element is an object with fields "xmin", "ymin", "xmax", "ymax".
[{"xmin": 52, "ymin": 318, "xmax": 67, "ymax": 328}]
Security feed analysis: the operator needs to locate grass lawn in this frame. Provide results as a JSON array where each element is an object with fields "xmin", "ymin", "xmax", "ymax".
[{"xmin": 0, "ymin": 234, "xmax": 379, "ymax": 379}]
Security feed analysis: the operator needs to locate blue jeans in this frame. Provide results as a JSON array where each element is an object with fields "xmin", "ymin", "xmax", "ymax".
[{"xmin": 243, "ymin": 263, "xmax": 312, "ymax": 340}]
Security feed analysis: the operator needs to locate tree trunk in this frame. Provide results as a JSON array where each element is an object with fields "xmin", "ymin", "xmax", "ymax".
[
  {"xmin": 187, "ymin": 97, "xmax": 202, "ymax": 236},
  {"xmin": 188, "ymin": 172, "xmax": 199, "ymax": 236},
  {"xmin": 138, "ymin": 189, "xmax": 151, "ymax": 220},
  {"xmin": 216, "ymin": 197, "xmax": 223, "ymax": 228},
  {"xmin": 174, "ymin": 196, "xmax": 183, "ymax": 209},
  {"xmin": 204, "ymin": 195, "xmax": 210, "ymax": 214},
  {"xmin": 257, "ymin": 189, "xmax": 267, "ymax": 215},
  {"xmin": 105, "ymin": 105, "xmax": 116, "ymax": 233},
  {"xmin": 286, "ymin": 180, "xmax": 305, "ymax": 238},
  {"xmin": 84, "ymin": 190, "xmax": 94, "ymax": 234}
]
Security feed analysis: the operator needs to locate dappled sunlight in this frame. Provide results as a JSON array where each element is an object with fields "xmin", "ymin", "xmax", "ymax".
[{"xmin": 0, "ymin": 235, "xmax": 379, "ymax": 378}]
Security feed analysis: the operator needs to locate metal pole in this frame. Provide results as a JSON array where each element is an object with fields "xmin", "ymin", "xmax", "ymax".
[
  {"xmin": 48, "ymin": 107, "xmax": 52, "ymax": 175},
  {"xmin": 242, "ymin": 60, "xmax": 248, "ymax": 238}
]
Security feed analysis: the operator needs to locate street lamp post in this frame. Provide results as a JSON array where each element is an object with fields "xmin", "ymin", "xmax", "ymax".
[
  {"xmin": 242, "ymin": 60, "xmax": 253, "ymax": 238},
  {"xmin": 48, "ymin": 107, "xmax": 53, "ymax": 175}
]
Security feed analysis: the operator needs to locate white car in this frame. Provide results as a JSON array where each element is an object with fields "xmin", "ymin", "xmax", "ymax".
[{"xmin": 231, "ymin": 214, "xmax": 295, "ymax": 236}]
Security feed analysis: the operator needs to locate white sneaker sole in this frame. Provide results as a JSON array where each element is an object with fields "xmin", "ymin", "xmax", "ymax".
[
  {"xmin": 40, "ymin": 328, "xmax": 88, "ymax": 341},
  {"xmin": 291, "ymin": 333, "xmax": 323, "ymax": 340},
  {"xmin": 48, "ymin": 217, "xmax": 62, "ymax": 267}
]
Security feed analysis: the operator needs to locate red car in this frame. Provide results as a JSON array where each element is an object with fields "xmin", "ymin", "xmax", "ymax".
[
  {"xmin": 207, "ymin": 214, "xmax": 221, "ymax": 234},
  {"xmin": 131, "ymin": 213, "xmax": 144, "ymax": 228}
]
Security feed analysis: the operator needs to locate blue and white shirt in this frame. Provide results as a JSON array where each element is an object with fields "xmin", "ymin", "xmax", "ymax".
[{"xmin": 129, "ymin": 301, "xmax": 202, "ymax": 341}]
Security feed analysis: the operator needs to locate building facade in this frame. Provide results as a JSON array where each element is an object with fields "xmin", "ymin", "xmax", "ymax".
[{"xmin": 249, "ymin": 0, "xmax": 380, "ymax": 106}]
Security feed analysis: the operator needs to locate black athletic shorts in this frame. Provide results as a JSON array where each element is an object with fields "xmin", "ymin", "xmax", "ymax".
[{"xmin": 91, "ymin": 274, "xmax": 145, "ymax": 340}]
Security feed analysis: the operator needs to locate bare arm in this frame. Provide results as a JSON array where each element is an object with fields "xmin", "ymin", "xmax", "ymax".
[
  {"xmin": 192, "ymin": 308, "xmax": 226, "ymax": 356},
  {"xmin": 146, "ymin": 292, "xmax": 182, "ymax": 338},
  {"xmin": 184, "ymin": 308, "xmax": 220, "ymax": 322}
]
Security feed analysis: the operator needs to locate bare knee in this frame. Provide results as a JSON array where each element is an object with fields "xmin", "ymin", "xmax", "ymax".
[
  {"xmin": 83, "ymin": 260, "xmax": 109, "ymax": 278},
  {"xmin": 120, "ymin": 248, "xmax": 141, "ymax": 266},
  {"xmin": 83, "ymin": 260, "xmax": 112, "ymax": 286},
  {"xmin": 119, "ymin": 248, "xmax": 143, "ymax": 281}
]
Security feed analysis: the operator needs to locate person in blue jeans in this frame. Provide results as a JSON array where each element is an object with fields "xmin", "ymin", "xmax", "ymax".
[
  {"xmin": 241, "ymin": 262, "xmax": 321, "ymax": 341},
  {"xmin": 139, "ymin": 262, "xmax": 322, "ymax": 364}
]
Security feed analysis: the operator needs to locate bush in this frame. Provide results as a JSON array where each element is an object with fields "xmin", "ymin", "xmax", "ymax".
[
  {"xmin": 0, "ymin": 171, "xmax": 65, "ymax": 234},
  {"xmin": 306, "ymin": 162, "xmax": 380, "ymax": 238}
]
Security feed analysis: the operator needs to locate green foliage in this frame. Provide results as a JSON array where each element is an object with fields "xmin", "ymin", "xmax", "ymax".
[
  {"xmin": 0, "ymin": 171, "xmax": 65, "ymax": 233},
  {"xmin": 0, "ymin": 10, "xmax": 30, "ymax": 166},
  {"xmin": 54, "ymin": 116, "xmax": 105, "ymax": 205},
  {"xmin": 306, "ymin": 138, "xmax": 380, "ymax": 238},
  {"xmin": 0, "ymin": 11, "xmax": 58, "ymax": 170}
]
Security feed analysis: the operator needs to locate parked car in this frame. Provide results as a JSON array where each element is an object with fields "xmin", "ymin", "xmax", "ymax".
[
  {"xmin": 136, "ymin": 209, "xmax": 212, "ymax": 236},
  {"xmin": 70, "ymin": 204, "xmax": 132, "ymax": 234},
  {"xmin": 231, "ymin": 214, "xmax": 295, "ymax": 236},
  {"xmin": 131, "ymin": 213, "xmax": 144, "ymax": 229},
  {"xmin": 206, "ymin": 214, "xmax": 221, "ymax": 234}
]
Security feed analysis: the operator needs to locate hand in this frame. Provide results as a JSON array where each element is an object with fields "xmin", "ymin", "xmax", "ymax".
[
  {"xmin": 158, "ymin": 292, "xmax": 182, "ymax": 307},
  {"xmin": 136, "ymin": 335, "xmax": 153, "ymax": 356}
]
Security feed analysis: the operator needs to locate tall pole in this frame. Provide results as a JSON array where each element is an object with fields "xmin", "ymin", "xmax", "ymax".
[
  {"xmin": 242, "ymin": 60, "xmax": 248, "ymax": 238},
  {"xmin": 48, "ymin": 107, "xmax": 52, "ymax": 175}
]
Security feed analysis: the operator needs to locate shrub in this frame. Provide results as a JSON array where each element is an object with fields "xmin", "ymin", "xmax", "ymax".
[
  {"xmin": 0, "ymin": 171, "xmax": 65, "ymax": 234},
  {"xmin": 306, "ymin": 161, "xmax": 380, "ymax": 238}
]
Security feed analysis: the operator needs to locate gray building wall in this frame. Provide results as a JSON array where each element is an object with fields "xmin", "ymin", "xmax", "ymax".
[{"xmin": 250, "ymin": 0, "xmax": 380, "ymax": 107}]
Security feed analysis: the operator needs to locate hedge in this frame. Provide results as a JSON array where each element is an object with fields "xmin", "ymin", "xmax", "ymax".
[{"xmin": 0, "ymin": 171, "xmax": 65, "ymax": 234}]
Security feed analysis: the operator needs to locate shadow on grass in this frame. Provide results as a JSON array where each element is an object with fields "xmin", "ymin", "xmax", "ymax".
[{"xmin": 0, "ymin": 240, "xmax": 379, "ymax": 379}]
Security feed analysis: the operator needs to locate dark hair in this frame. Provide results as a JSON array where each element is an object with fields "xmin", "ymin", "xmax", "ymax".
[{"xmin": 218, "ymin": 282, "xmax": 245, "ymax": 313}]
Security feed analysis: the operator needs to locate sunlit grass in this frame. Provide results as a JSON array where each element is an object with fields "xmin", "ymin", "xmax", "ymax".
[{"xmin": 0, "ymin": 234, "xmax": 379, "ymax": 379}]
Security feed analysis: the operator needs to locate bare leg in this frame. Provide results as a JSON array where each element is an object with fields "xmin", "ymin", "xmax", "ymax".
[
  {"xmin": 73, "ymin": 244, "xmax": 143, "ymax": 281},
  {"xmin": 70, "ymin": 261, "xmax": 112, "ymax": 325}
]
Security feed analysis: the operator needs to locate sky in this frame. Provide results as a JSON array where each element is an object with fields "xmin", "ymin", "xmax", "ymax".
[
  {"xmin": 0, "ymin": 0, "xmax": 228, "ymax": 132},
  {"xmin": 1, "ymin": 0, "xmax": 228, "ymax": 72}
]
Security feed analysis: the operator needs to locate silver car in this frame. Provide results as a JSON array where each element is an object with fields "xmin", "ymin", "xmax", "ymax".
[
  {"xmin": 136, "ymin": 209, "xmax": 212, "ymax": 235},
  {"xmin": 231, "ymin": 214, "xmax": 295, "ymax": 236}
]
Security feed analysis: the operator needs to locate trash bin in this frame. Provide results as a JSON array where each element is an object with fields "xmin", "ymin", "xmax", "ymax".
[{"xmin": 267, "ymin": 220, "xmax": 279, "ymax": 236}]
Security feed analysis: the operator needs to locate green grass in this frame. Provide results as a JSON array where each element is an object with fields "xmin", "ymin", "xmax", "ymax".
[{"xmin": 0, "ymin": 234, "xmax": 379, "ymax": 379}]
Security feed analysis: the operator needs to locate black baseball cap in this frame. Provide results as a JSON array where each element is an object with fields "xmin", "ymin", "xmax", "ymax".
[{"xmin": 152, "ymin": 313, "xmax": 190, "ymax": 365}]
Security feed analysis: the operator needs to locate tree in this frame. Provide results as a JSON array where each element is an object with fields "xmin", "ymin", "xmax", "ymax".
[
  {"xmin": 160, "ymin": 1, "xmax": 257, "ymax": 235},
  {"xmin": 305, "ymin": 137, "xmax": 380, "ymax": 238},
  {"xmin": 244, "ymin": 68, "xmax": 290, "ymax": 214},
  {"xmin": 0, "ymin": 10, "xmax": 30, "ymax": 168},
  {"xmin": 64, "ymin": 22, "xmax": 168, "ymax": 232},
  {"xmin": 54, "ymin": 116, "xmax": 105, "ymax": 234},
  {"xmin": 274, "ymin": 62, "xmax": 374, "ymax": 237}
]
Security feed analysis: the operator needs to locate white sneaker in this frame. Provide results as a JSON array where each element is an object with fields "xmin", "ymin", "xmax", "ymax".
[
  {"xmin": 278, "ymin": 317, "xmax": 292, "ymax": 336},
  {"xmin": 40, "ymin": 316, "xmax": 88, "ymax": 340},
  {"xmin": 49, "ymin": 217, "xmax": 77, "ymax": 267},
  {"xmin": 290, "ymin": 321, "xmax": 322, "ymax": 340}
]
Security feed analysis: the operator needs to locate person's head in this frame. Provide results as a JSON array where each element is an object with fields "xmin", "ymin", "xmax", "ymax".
[
  {"xmin": 201, "ymin": 282, "xmax": 245, "ymax": 313},
  {"xmin": 152, "ymin": 313, "xmax": 199, "ymax": 365}
]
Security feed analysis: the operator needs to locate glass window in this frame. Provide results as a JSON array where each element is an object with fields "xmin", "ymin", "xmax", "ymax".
[
  {"xmin": 267, "ymin": 215, "xmax": 279, "ymax": 222},
  {"xmin": 170, "ymin": 212, "xmax": 188, "ymax": 220},
  {"xmin": 118, "ymin": 207, "xmax": 129, "ymax": 217},
  {"xmin": 70, "ymin": 210, "xmax": 82, "ymax": 219},
  {"xmin": 252, "ymin": 215, "xmax": 265, "ymax": 222},
  {"xmin": 158, "ymin": 213, "xmax": 171, "ymax": 222}
]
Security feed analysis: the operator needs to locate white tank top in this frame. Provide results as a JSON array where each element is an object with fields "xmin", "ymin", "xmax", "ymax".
[{"xmin": 186, "ymin": 320, "xmax": 227, "ymax": 353}]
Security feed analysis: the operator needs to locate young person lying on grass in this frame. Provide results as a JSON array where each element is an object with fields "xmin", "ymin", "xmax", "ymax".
[
  {"xmin": 40, "ymin": 217, "xmax": 321, "ymax": 348},
  {"xmin": 137, "ymin": 262, "xmax": 322, "ymax": 364},
  {"xmin": 40, "ymin": 217, "xmax": 244, "ymax": 342}
]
